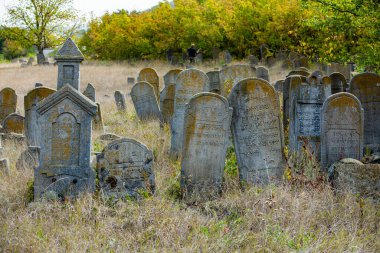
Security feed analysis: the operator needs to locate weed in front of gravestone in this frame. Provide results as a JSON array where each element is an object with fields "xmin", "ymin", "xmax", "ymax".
[{"xmin": 164, "ymin": 160, "xmax": 182, "ymax": 201}]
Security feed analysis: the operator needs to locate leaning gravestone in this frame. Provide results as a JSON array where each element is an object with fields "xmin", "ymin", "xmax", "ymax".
[
  {"xmin": 256, "ymin": 66, "xmax": 270, "ymax": 82},
  {"xmin": 163, "ymin": 69, "xmax": 182, "ymax": 87},
  {"xmin": 24, "ymin": 87, "xmax": 56, "ymax": 146},
  {"xmin": 55, "ymin": 38, "xmax": 84, "ymax": 90},
  {"xmin": 329, "ymin": 72, "xmax": 347, "ymax": 94},
  {"xmin": 170, "ymin": 69, "xmax": 210, "ymax": 157},
  {"xmin": 229, "ymin": 78, "xmax": 285, "ymax": 185},
  {"xmin": 83, "ymin": 83, "xmax": 96, "ymax": 102},
  {"xmin": 114, "ymin": 91, "xmax": 127, "ymax": 111},
  {"xmin": 219, "ymin": 64, "xmax": 256, "ymax": 96},
  {"xmin": 349, "ymin": 73, "xmax": 380, "ymax": 152},
  {"xmin": 97, "ymin": 138, "xmax": 155, "ymax": 199},
  {"xmin": 130, "ymin": 82, "xmax": 161, "ymax": 121},
  {"xmin": 0, "ymin": 88, "xmax": 17, "ymax": 122},
  {"xmin": 34, "ymin": 84, "xmax": 98, "ymax": 200},
  {"xmin": 181, "ymin": 93, "xmax": 232, "ymax": 199},
  {"xmin": 160, "ymin": 83, "xmax": 175, "ymax": 123},
  {"xmin": 206, "ymin": 70, "xmax": 221, "ymax": 93},
  {"xmin": 321, "ymin": 93, "xmax": 363, "ymax": 168},
  {"xmin": 2, "ymin": 113, "xmax": 25, "ymax": 134},
  {"xmin": 289, "ymin": 75, "xmax": 332, "ymax": 159},
  {"xmin": 137, "ymin": 68, "xmax": 160, "ymax": 99}
]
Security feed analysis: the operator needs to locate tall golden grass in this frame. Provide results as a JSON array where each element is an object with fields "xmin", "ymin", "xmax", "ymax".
[{"xmin": 0, "ymin": 61, "xmax": 378, "ymax": 252}]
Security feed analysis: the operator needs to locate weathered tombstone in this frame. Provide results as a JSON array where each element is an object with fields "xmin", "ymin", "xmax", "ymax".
[
  {"xmin": 321, "ymin": 93, "xmax": 364, "ymax": 169},
  {"xmin": 137, "ymin": 68, "xmax": 160, "ymax": 99},
  {"xmin": 55, "ymin": 38, "xmax": 84, "ymax": 90},
  {"xmin": 293, "ymin": 56, "xmax": 309, "ymax": 68},
  {"xmin": 160, "ymin": 83, "xmax": 175, "ymax": 123},
  {"xmin": 130, "ymin": 82, "xmax": 161, "ymax": 121},
  {"xmin": 163, "ymin": 69, "xmax": 182, "ymax": 87},
  {"xmin": 206, "ymin": 70, "xmax": 221, "ymax": 93},
  {"xmin": 35, "ymin": 83, "xmax": 43, "ymax": 88},
  {"xmin": 326, "ymin": 62, "xmax": 351, "ymax": 81},
  {"xmin": 329, "ymin": 72, "xmax": 347, "ymax": 94},
  {"xmin": 219, "ymin": 64, "xmax": 256, "ymax": 96},
  {"xmin": 349, "ymin": 73, "xmax": 380, "ymax": 152},
  {"xmin": 256, "ymin": 66, "xmax": 270, "ymax": 82},
  {"xmin": 114, "ymin": 91, "xmax": 127, "ymax": 111},
  {"xmin": 0, "ymin": 88, "xmax": 17, "ymax": 123},
  {"xmin": 211, "ymin": 47, "xmax": 220, "ymax": 62},
  {"xmin": 170, "ymin": 69, "xmax": 210, "ymax": 157},
  {"xmin": 224, "ymin": 50, "xmax": 232, "ymax": 64},
  {"xmin": 274, "ymin": 79, "xmax": 284, "ymax": 93},
  {"xmin": 93, "ymin": 103, "xmax": 104, "ymax": 131},
  {"xmin": 229, "ymin": 78, "xmax": 285, "ymax": 185},
  {"xmin": 329, "ymin": 159, "xmax": 380, "ymax": 201},
  {"xmin": 282, "ymin": 75, "xmax": 307, "ymax": 130},
  {"xmin": 181, "ymin": 93, "xmax": 232, "ymax": 199},
  {"xmin": 248, "ymin": 55, "xmax": 259, "ymax": 65},
  {"xmin": 83, "ymin": 83, "xmax": 96, "ymax": 102},
  {"xmin": 289, "ymin": 75, "xmax": 332, "ymax": 159},
  {"xmin": 127, "ymin": 77, "xmax": 135, "ymax": 86},
  {"xmin": 97, "ymin": 138, "xmax": 155, "ymax": 199},
  {"xmin": 34, "ymin": 84, "xmax": 98, "ymax": 200},
  {"xmin": 2, "ymin": 113, "xmax": 24, "ymax": 134},
  {"xmin": 267, "ymin": 57, "xmax": 276, "ymax": 68},
  {"xmin": 0, "ymin": 158, "xmax": 10, "ymax": 174}
]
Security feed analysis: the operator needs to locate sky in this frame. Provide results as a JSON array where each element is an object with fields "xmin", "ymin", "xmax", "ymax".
[{"xmin": 0, "ymin": 0, "xmax": 163, "ymax": 19}]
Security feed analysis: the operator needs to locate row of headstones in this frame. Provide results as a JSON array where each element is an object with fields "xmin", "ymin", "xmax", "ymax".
[{"xmin": 126, "ymin": 65, "xmax": 270, "ymax": 124}]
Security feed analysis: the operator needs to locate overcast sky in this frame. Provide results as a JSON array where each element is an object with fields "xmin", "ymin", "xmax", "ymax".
[{"xmin": 0, "ymin": 0, "xmax": 163, "ymax": 19}]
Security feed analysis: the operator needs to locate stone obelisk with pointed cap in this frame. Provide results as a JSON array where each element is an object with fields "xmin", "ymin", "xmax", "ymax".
[{"xmin": 55, "ymin": 38, "xmax": 84, "ymax": 90}]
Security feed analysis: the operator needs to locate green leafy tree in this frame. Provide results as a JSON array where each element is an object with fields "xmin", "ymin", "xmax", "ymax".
[{"xmin": 4, "ymin": 0, "xmax": 81, "ymax": 64}]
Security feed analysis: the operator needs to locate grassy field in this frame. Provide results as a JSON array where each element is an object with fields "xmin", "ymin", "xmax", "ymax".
[{"xmin": 0, "ymin": 61, "xmax": 378, "ymax": 252}]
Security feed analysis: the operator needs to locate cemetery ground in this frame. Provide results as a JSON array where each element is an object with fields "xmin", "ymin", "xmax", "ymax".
[{"xmin": 0, "ymin": 62, "xmax": 379, "ymax": 252}]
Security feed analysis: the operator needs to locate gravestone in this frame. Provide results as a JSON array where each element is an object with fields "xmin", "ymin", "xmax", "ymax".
[
  {"xmin": 114, "ymin": 91, "xmax": 127, "ymax": 111},
  {"xmin": 321, "ymin": 93, "xmax": 363, "ymax": 168},
  {"xmin": 219, "ymin": 64, "xmax": 256, "ymax": 96},
  {"xmin": 349, "ymin": 73, "xmax": 380, "ymax": 152},
  {"xmin": 160, "ymin": 83, "xmax": 175, "ymax": 123},
  {"xmin": 97, "ymin": 138, "xmax": 155, "ymax": 199},
  {"xmin": 329, "ymin": 72, "xmax": 347, "ymax": 94},
  {"xmin": 282, "ymin": 75, "xmax": 307, "ymax": 130},
  {"xmin": 274, "ymin": 80, "xmax": 284, "ymax": 93},
  {"xmin": 34, "ymin": 84, "xmax": 98, "ymax": 200},
  {"xmin": 224, "ymin": 50, "xmax": 232, "ymax": 64},
  {"xmin": 282, "ymin": 59, "xmax": 293, "ymax": 69},
  {"xmin": 293, "ymin": 56, "xmax": 309, "ymax": 68},
  {"xmin": 256, "ymin": 66, "xmax": 270, "ymax": 82},
  {"xmin": 16, "ymin": 146, "xmax": 39, "ymax": 170},
  {"xmin": 326, "ymin": 62, "xmax": 351, "ymax": 81},
  {"xmin": 163, "ymin": 69, "xmax": 182, "ymax": 87},
  {"xmin": 248, "ymin": 55, "xmax": 259, "ymax": 65},
  {"xmin": 55, "ymin": 38, "xmax": 84, "ymax": 90},
  {"xmin": 267, "ymin": 57, "xmax": 276, "ymax": 67},
  {"xmin": 83, "ymin": 83, "xmax": 96, "ymax": 102},
  {"xmin": 2, "ymin": 113, "xmax": 24, "ymax": 134},
  {"xmin": 212, "ymin": 47, "xmax": 220, "ymax": 62},
  {"xmin": 289, "ymin": 75, "xmax": 332, "ymax": 159},
  {"xmin": 137, "ymin": 68, "xmax": 160, "ymax": 99},
  {"xmin": 0, "ymin": 88, "xmax": 17, "ymax": 122},
  {"xmin": 181, "ymin": 93, "xmax": 232, "ymax": 199},
  {"xmin": 229, "ymin": 78, "xmax": 285, "ymax": 185},
  {"xmin": 93, "ymin": 103, "xmax": 104, "ymax": 131},
  {"xmin": 206, "ymin": 70, "xmax": 221, "ymax": 93},
  {"xmin": 130, "ymin": 82, "xmax": 161, "ymax": 121},
  {"xmin": 127, "ymin": 77, "xmax": 135, "ymax": 86},
  {"xmin": 24, "ymin": 87, "xmax": 56, "ymax": 146},
  {"xmin": 170, "ymin": 69, "xmax": 210, "ymax": 157}
]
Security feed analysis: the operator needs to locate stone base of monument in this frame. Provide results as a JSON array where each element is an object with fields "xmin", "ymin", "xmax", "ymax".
[{"xmin": 329, "ymin": 158, "xmax": 380, "ymax": 202}]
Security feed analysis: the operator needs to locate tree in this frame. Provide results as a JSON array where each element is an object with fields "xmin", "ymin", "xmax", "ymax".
[{"xmin": 4, "ymin": 0, "xmax": 80, "ymax": 64}]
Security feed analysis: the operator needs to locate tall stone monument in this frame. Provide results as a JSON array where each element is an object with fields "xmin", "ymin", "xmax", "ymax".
[
  {"xmin": 34, "ymin": 84, "xmax": 98, "ymax": 200},
  {"xmin": 55, "ymin": 38, "xmax": 84, "ymax": 90},
  {"xmin": 229, "ymin": 78, "xmax": 285, "ymax": 185}
]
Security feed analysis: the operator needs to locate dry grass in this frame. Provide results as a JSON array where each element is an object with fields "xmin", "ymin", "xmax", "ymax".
[{"xmin": 0, "ymin": 61, "xmax": 379, "ymax": 252}]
